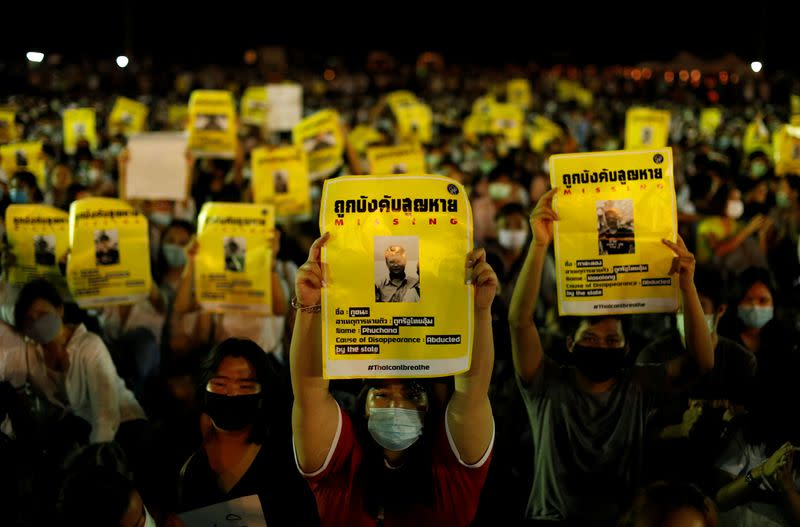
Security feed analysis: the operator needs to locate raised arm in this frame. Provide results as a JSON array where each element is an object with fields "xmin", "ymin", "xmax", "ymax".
[
  {"xmin": 291, "ymin": 233, "xmax": 340, "ymax": 473},
  {"xmin": 508, "ymin": 187, "xmax": 558, "ymax": 382},
  {"xmin": 448, "ymin": 249, "xmax": 497, "ymax": 464}
]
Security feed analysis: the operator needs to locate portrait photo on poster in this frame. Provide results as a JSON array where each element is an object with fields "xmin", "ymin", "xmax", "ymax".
[
  {"xmin": 94, "ymin": 229, "xmax": 120, "ymax": 266},
  {"xmin": 33, "ymin": 235, "xmax": 56, "ymax": 266},
  {"xmin": 391, "ymin": 163, "xmax": 408, "ymax": 174},
  {"xmin": 304, "ymin": 131, "xmax": 336, "ymax": 153},
  {"xmin": 374, "ymin": 236, "xmax": 420, "ymax": 303},
  {"xmin": 223, "ymin": 237, "xmax": 246, "ymax": 273},
  {"xmin": 195, "ymin": 114, "xmax": 228, "ymax": 132},
  {"xmin": 273, "ymin": 169, "xmax": 289, "ymax": 194},
  {"xmin": 597, "ymin": 199, "xmax": 635, "ymax": 255}
]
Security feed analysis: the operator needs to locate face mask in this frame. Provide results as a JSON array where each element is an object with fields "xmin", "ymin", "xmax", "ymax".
[
  {"xmin": 725, "ymin": 199, "xmax": 744, "ymax": 219},
  {"xmin": 9, "ymin": 188, "xmax": 29, "ymax": 204},
  {"xmin": 24, "ymin": 312, "xmax": 62, "ymax": 345},
  {"xmin": 498, "ymin": 228, "xmax": 528, "ymax": 250},
  {"xmin": 750, "ymin": 162, "xmax": 768, "ymax": 178},
  {"xmin": 488, "ymin": 182, "xmax": 512, "ymax": 200},
  {"xmin": 162, "ymin": 243, "xmax": 187, "ymax": 267},
  {"xmin": 107, "ymin": 143, "xmax": 123, "ymax": 158},
  {"xmin": 149, "ymin": 212, "xmax": 173, "ymax": 227},
  {"xmin": 718, "ymin": 136, "xmax": 732, "ymax": 151},
  {"xmin": 368, "ymin": 407, "xmax": 424, "ymax": 451},
  {"xmin": 737, "ymin": 305, "xmax": 773, "ymax": 329},
  {"xmin": 776, "ymin": 191, "xmax": 791, "ymax": 208},
  {"xmin": 479, "ymin": 159, "xmax": 496, "ymax": 176},
  {"xmin": 86, "ymin": 168, "xmax": 102, "ymax": 185},
  {"xmin": 143, "ymin": 505, "xmax": 157, "ymax": 527},
  {"xmin": 204, "ymin": 392, "xmax": 262, "ymax": 431},
  {"xmin": 426, "ymin": 154, "xmax": 442, "ymax": 170},
  {"xmin": 571, "ymin": 343, "xmax": 627, "ymax": 382},
  {"xmin": 676, "ymin": 313, "xmax": 716, "ymax": 343},
  {"xmin": 310, "ymin": 185, "xmax": 322, "ymax": 201}
]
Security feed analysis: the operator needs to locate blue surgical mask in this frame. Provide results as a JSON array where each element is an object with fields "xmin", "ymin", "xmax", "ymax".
[
  {"xmin": 149, "ymin": 212, "xmax": 173, "ymax": 227},
  {"xmin": 737, "ymin": 305, "xmax": 773, "ymax": 329},
  {"xmin": 750, "ymin": 162, "xmax": 768, "ymax": 179},
  {"xmin": 368, "ymin": 407, "xmax": 424, "ymax": 451},
  {"xmin": 24, "ymin": 312, "xmax": 62, "ymax": 345},
  {"xmin": 776, "ymin": 191, "xmax": 790, "ymax": 208},
  {"xmin": 162, "ymin": 243, "xmax": 187, "ymax": 268},
  {"xmin": 9, "ymin": 188, "xmax": 29, "ymax": 204}
]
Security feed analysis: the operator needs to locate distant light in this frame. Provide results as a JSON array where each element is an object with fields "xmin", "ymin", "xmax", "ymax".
[
  {"xmin": 631, "ymin": 69, "xmax": 642, "ymax": 81},
  {"xmin": 26, "ymin": 51, "xmax": 44, "ymax": 63},
  {"xmin": 323, "ymin": 69, "xmax": 336, "ymax": 81},
  {"xmin": 679, "ymin": 70, "xmax": 690, "ymax": 82},
  {"xmin": 116, "ymin": 55, "xmax": 129, "ymax": 68},
  {"xmin": 664, "ymin": 71, "xmax": 675, "ymax": 83},
  {"xmin": 750, "ymin": 61, "xmax": 763, "ymax": 73},
  {"xmin": 642, "ymin": 68, "xmax": 653, "ymax": 80},
  {"xmin": 690, "ymin": 69, "xmax": 701, "ymax": 82},
  {"xmin": 244, "ymin": 49, "xmax": 257, "ymax": 65}
]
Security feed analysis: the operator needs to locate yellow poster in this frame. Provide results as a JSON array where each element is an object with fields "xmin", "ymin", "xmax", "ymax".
[
  {"xmin": 549, "ymin": 148, "xmax": 679, "ymax": 315},
  {"xmin": 744, "ymin": 119, "xmax": 772, "ymax": 157},
  {"xmin": 386, "ymin": 90, "xmax": 418, "ymax": 114},
  {"xmin": 575, "ymin": 87, "xmax": 594, "ymax": 109},
  {"xmin": 462, "ymin": 114, "xmax": 486, "ymax": 144},
  {"xmin": 240, "ymin": 86, "xmax": 269, "ymax": 126},
  {"xmin": 167, "ymin": 105, "xmax": 189, "ymax": 130},
  {"xmin": 188, "ymin": 90, "xmax": 237, "ymax": 158},
  {"xmin": 109, "ymin": 97, "xmax": 149, "ymax": 136},
  {"xmin": 528, "ymin": 115, "xmax": 564, "ymax": 153},
  {"xmin": 489, "ymin": 103, "xmax": 524, "ymax": 147},
  {"xmin": 394, "ymin": 103, "xmax": 433, "ymax": 145},
  {"xmin": 699, "ymin": 108, "xmax": 723, "ymax": 137},
  {"xmin": 348, "ymin": 125, "xmax": 384, "ymax": 153},
  {"xmin": 366, "ymin": 144, "xmax": 426, "ymax": 175},
  {"xmin": 624, "ymin": 107, "xmax": 670, "ymax": 150},
  {"xmin": 292, "ymin": 109, "xmax": 344, "ymax": 181},
  {"xmin": 556, "ymin": 80, "xmax": 580, "ymax": 102},
  {"xmin": 791, "ymin": 95, "xmax": 800, "ymax": 116},
  {"xmin": 251, "ymin": 146, "xmax": 310, "ymax": 215},
  {"xmin": 195, "ymin": 203, "xmax": 275, "ymax": 315},
  {"xmin": 507, "ymin": 79, "xmax": 532, "ymax": 110},
  {"xmin": 67, "ymin": 198, "xmax": 151, "ymax": 308},
  {"xmin": 4, "ymin": 205, "xmax": 69, "ymax": 292},
  {"xmin": 63, "ymin": 108, "xmax": 98, "ymax": 155},
  {"xmin": 320, "ymin": 175, "xmax": 473, "ymax": 379},
  {"xmin": 0, "ymin": 142, "xmax": 46, "ymax": 190},
  {"xmin": 471, "ymin": 95, "xmax": 495, "ymax": 117},
  {"xmin": 774, "ymin": 125, "xmax": 800, "ymax": 176},
  {"xmin": 0, "ymin": 108, "xmax": 16, "ymax": 144}
]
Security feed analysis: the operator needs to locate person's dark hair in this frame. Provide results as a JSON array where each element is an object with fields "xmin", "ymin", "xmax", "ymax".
[
  {"xmin": 353, "ymin": 378, "xmax": 440, "ymax": 517},
  {"xmin": 14, "ymin": 278, "xmax": 63, "ymax": 332},
  {"xmin": 11, "ymin": 171, "xmax": 44, "ymax": 203},
  {"xmin": 618, "ymin": 480, "xmax": 715, "ymax": 527},
  {"xmin": 155, "ymin": 219, "xmax": 196, "ymax": 281},
  {"xmin": 65, "ymin": 182, "xmax": 88, "ymax": 208},
  {"xmin": 728, "ymin": 266, "xmax": 777, "ymax": 309},
  {"xmin": 786, "ymin": 174, "xmax": 800, "ymax": 198},
  {"xmin": 57, "ymin": 466, "xmax": 135, "ymax": 527},
  {"xmin": 495, "ymin": 202, "xmax": 527, "ymax": 223},
  {"xmin": 198, "ymin": 338, "xmax": 275, "ymax": 444},
  {"xmin": 687, "ymin": 173, "xmax": 713, "ymax": 204},
  {"xmin": 693, "ymin": 265, "xmax": 727, "ymax": 310},
  {"xmin": 559, "ymin": 315, "xmax": 632, "ymax": 343},
  {"xmin": 707, "ymin": 181, "xmax": 735, "ymax": 217}
]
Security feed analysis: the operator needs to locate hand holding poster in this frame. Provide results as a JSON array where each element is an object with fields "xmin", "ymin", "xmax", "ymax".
[
  {"xmin": 67, "ymin": 198, "xmax": 151, "ymax": 307},
  {"xmin": 0, "ymin": 142, "xmax": 46, "ymax": 190},
  {"xmin": 195, "ymin": 203, "xmax": 275, "ymax": 315},
  {"xmin": 109, "ymin": 97, "xmax": 149, "ymax": 136},
  {"xmin": 251, "ymin": 146, "xmax": 310, "ymax": 215},
  {"xmin": 549, "ymin": 149, "xmax": 679, "ymax": 315},
  {"xmin": 292, "ymin": 109, "xmax": 344, "ymax": 180},
  {"xmin": 5, "ymin": 205, "xmax": 69, "ymax": 291},
  {"xmin": 624, "ymin": 108, "xmax": 670, "ymax": 150},
  {"xmin": 366, "ymin": 144, "xmax": 426, "ymax": 175},
  {"xmin": 179, "ymin": 495, "xmax": 266, "ymax": 527},
  {"xmin": 124, "ymin": 132, "xmax": 189, "ymax": 201},
  {"xmin": 188, "ymin": 90, "xmax": 237, "ymax": 158},
  {"xmin": 63, "ymin": 108, "xmax": 98, "ymax": 154},
  {"xmin": 320, "ymin": 175, "xmax": 473, "ymax": 379}
]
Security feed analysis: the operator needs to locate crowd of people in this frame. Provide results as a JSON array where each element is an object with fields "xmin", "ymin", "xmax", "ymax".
[{"xmin": 0, "ymin": 55, "xmax": 798, "ymax": 526}]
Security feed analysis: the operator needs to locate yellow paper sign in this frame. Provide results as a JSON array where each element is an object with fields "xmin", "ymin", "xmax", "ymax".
[
  {"xmin": 472, "ymin": 95, "xmax": 496, "ymax": 116},
  {"xmin": 489, "ymin": 103, "xmax": 524, "ymax": 147},
  {"xmin": 5, "ymin": 205, "xmax": 69, "ymax": 292},
  {"xmin": 251, "ymin": 146, "xmax": 310, "ymax": 215},
  {"xmin": 109, "ymin": 97, "xmax": 149, "ymax": 136},
  {"xmin": 699, "ymin": 108, "xmax": 723, "ymax": 138},
  {"xmin": 366, "ymin": 144, "xmax": 426, "ymax": 175},
  {"xmin": 320, "ymin": 175, "xmax": 473, "ymax": 379},
  {"xmin": 63, "ymin": 108, "xmax": 98, "ymax": 155},
  {"xmin": 549, "ymin": 149, "xmax": 679, "ymax": 315},
  {"xmin": 167, "ymin": 105, "xmax": 189, "ymax": 130},
  {"xmin": 507, "ymin": 79, "xmax": 532, "ymax": 110},
  {"xmin": 528, "ymin": 116, "xmax": 564, "ymax": 153},
  {"xmin": 394, "ymin": 103, "xmax": 433, "ymax": 145},
  {"xmin": 744, "ymin": 119, "xmax": 772, "ymax": 157},
  {"xmin": 463, "ymin": 114, "xmax": 490, "ymax": 144},
  {"xmin": 0, "ymin": 142, "xmax": 46, "ymax": 190},
  {"xmin": 240, "ymin": 86, "xmax": 269, "ymax": 126},
  {"xmin": 774, "ymin": 125, "xmax": 800, "ymax": 176},
  {"xmin": 188, "ymin": 90, "xmax": 237, "ymax": 158},
  {"xmin": 0, "ymin": 108, "xmax": 17, "ymax": 144},
  {"xmin": 292, "ymin": 109, "xmax": 344, "ymax": 180},
  {"xmin": 791, "ymin": 95, "xmax": 800, "ymax": 116},
  {"xmin": 624, "ymin": 108, "xmax": 670, "ymax": 150},
  {"xmin": 195, "ymin": 203, "xmax": 274, "ymax": 315},
  {"xmin": 348, "ymin": 125, "xmax": 384, "ymax": 154},
  {"xmin": 386, "ymin": 91, "xmax": 418, "ymax": 114},
  {"xmin": 67, "ymin": 198, "xmax": 152, "ymax": 307}
]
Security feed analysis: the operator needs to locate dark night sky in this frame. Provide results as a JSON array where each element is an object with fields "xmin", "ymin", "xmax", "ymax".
[{"xmin": 2, "ymin": 1, "xmax": 798, "ymax": 70}]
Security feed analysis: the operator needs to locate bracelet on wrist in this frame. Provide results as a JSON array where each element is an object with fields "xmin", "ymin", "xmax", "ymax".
[{"xmin": 291, "ymin": 296, "xmax": 321, "ymax": 313}]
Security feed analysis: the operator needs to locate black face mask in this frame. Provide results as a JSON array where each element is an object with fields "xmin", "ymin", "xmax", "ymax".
[
  {"xmin": 571, "ymin": 344, "xmax": 627, "ymax": 383},
  {"xmin": 205, "ymin": 392, "xmax": 262, "ymax": 431}
]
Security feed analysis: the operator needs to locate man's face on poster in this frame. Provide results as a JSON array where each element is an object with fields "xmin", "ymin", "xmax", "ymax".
[
  {"xmin": 386, "ymin": 252, "xmax": 406, "ymax": 275},
  {"xmin": 604, "ymin": 210, "xmax": 621, "ymax": 231}
]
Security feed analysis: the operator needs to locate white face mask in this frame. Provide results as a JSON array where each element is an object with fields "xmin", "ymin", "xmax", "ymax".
[
  {"xmin": 498, "ymin": 229, "xmax": 528, "ymax": 250},
  {"xmin": 725, "ymin": 199, "xmax": 744, "ymax": 219}
]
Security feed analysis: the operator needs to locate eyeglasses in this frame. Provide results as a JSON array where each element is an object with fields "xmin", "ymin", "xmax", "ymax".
[{"xmin": 206, "ymin": 377, "xmax": 262, "ymax": 396}]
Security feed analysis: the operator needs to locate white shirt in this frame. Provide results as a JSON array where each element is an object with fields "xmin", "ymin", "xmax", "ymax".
[{"xmin": 0, "ymin": 321, "xmax": 146, "ymax": 443}]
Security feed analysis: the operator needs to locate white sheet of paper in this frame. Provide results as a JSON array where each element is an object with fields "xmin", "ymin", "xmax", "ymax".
[
  {"xmin": 266, "ymin": 85, "xmax": 302, "ymax": 132},
  {"xmin": 125, "ymin": 132, "xmax": 188, "ymax": 201},
  {"xmin": 179, "ymin": 494, "xmax": 266, "ymax": 527}
]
